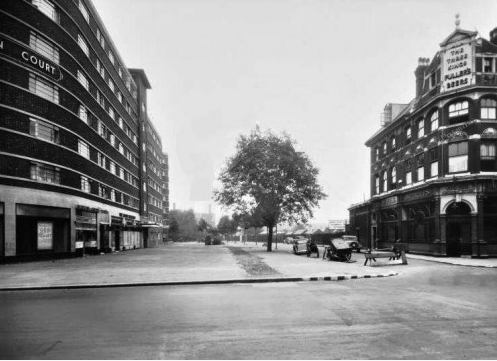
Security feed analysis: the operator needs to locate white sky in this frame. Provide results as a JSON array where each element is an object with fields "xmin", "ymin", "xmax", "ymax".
[{"xmin": 92, "ymin": 0, "xmax": 496, "ymax": 224}]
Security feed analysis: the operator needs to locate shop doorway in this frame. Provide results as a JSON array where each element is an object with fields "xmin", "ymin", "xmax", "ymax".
[
  {"xmin": 114, "ymin": 230, "xmax": 120, "ymax": 251},
  {"xmin": 446, "ymin": 202, "xmax": 471, "ymax": 257}
]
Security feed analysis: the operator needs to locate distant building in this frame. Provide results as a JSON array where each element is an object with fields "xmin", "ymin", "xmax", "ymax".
[
  {"xmin": 349, "ymin": 19, "xmax": 497, "ymax": 258},
  {"xmin": 0, "ymin": 0, "xmax": 169, "ymax": 261}
]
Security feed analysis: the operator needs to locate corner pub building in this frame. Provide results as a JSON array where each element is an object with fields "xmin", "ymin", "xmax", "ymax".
[
  {"xmin": 349, "ymin": 19, "xmax": 497, "ymax": 258},
  {"xmin": 0, "ymin": 0, "xmax": 170, "ymax": 262}
]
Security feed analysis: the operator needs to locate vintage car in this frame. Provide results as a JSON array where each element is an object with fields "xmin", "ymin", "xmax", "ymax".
[
  {"xmin": 292, "ymin": 237, "xmax": 310, "ymax": 255},
  {"xmin": 341, "ymin": 235, "xmax": 362, "ymax": 252}
]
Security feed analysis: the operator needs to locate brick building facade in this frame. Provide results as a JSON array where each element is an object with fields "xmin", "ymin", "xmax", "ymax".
[
  {"xmin": 349, "ymin": 21, "xmax": 497, "ymax": 258},
  {"xmin": 0, "ymin": 0, "xmax": 169, "ymax": 261}
]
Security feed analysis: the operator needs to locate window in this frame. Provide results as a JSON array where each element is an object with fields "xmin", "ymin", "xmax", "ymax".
[
  {"xmin": 119, "ymin": 167, "xmax": 125, "ymax": 180},
  {"xmin": 448, "ymin": 101, "xmax": 469, "ymax": 118},
  {"xmin": 481, "ymin": 143, "xmax": 496, "ymax": 160},
  {"xmin": 417, "ymin": 119, "xmax": 424, "ymax": 138},
  {"xmin": 118, "ymin": 117, "xmax": 123, "ymax": 129},
  {"xmin": 110, "ymin": 189, "xmax": 116, "ymax": 202},
  {"xmin": 429, "ymin": 71, "xmax": 437, "ymax": 88},
  {"xmin": 108, "ymin": 107, "xmax": 115, "ymax": 120},
  {"xmin": 96, "ymin": 90, "xmax": 104, "ymax": 107},
  {"xmin": 99, "ymin": 185, "xmax": 109, "ymax": 199},
  {"xmin": 29, "ymin": 73, "xmax": 59, "ymax": 103},
  {"xmin": 30, "ymin": 163, "xmax": 60, "ymax": 184},
  {"xmin": 81, "ymin": 176, "xmax": 90, "ymax": 193},
  {"xmin": 483, "ymin": 57, "xmax": 494, "ymax": 73},
  {"xmin": 430, "ymin": 161, "xmax": 438, "ymax": 178},
  {"xmin": 383, "ymin": 142, "xmax": 387, "ymax": 156},
  {"xmin": 96, "ymin": 28, "xmax": 105, "ymax": 49},
  {"xmin": 375, "ymin": 147, "xmax": 379, "ymax": 161},
  {"xmin": 108, "ymin": 79, "xmax": 115, "ymax": 92},
  {"xmin": 96, "ymin": 59, "xmax": 105, "ymax": 78},
  {"xmin": 382, "ymin": 172, "xmax": 387, "ymax": 192},
  {"xmin": 109, "ymin": 161, "xmax": 116, "ymax": 174},
  {"xmin": 118, "ymin": 67, "xmax": 123, "ymax": 78},
  {"xmin": 77, "ymin": 70, "xmax": 89, "ymax": 90},
  {"xmin": 78, "ymin": 0, "xmax": 90, "ymax": 23},
  {"xmin": 29, "ymin": 31, "xmax": 59, "ymax": 63},
  {"xmin": 481, "ymin": 98, "xmax": 497, "ymax": 119},
  {"xmin": 33, "ymin": 0, "xmax": 59, "ymax": 22},
  {"xmin": 109, "ymin": 133, "xmax": 115, "ymax": 146},
  {"xmin": 406, "ymin": 126, "xmax": 412, "ymax": 143},
  {"xmin": 77, "ymin": 34, "xmax": 89, "ymax": 57},
  {"xmin": 391, "ymin": 167, "xmax": 397, "ymax": 189},
  {"xmin": 78, "ymin": 140, "xmax": 90, "ymax": 159},
  {"xmin": 448, "ymin": 142, "xmax": 468, "ymax": 173},
  {"xmin": 118, "ymin": 143, "xmax": 124, "ymax": 154},
  {"xmin": 117, "ymin": 92, "xmax": 123, "ymax": 103},
  {"xmin": 375, "ymin": 175, "xmax": 379, "ymax": 194},
  {"xmin": 391, "ymin": 136, "xmax": 396, "ymax": 150},
  {"xmin": 417, "ymin": 166, "xmax": 424, "ymax": 182},
  {"xmin": 430, "ymin": 111, "xmax": 439, "ymax": 131},
  {"xmin": 108, "ymin": 51, "xmax": 115, "ymax": 65},
  {"xmin": 29, "ymin": 118, "xmax": 59, "ymax": 143},
  {"xmin": 97, "ymin": 121, "xmax": 105, "ymax": 137},
  {"xmin": 406, "ymin": 171, "xmax": 412, "ymax": 185},
  {"xmin": 97, "ymin": 152, "xmax": 106, "ymax": 169},
  {"xmin": 78, "ymin": 105, "xmax": 88, "ymax": 123}
]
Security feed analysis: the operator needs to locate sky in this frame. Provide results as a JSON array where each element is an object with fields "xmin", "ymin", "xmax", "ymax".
[{"xmin": 92, "ymin": 0, "xmax": 497, "ymax": 225}]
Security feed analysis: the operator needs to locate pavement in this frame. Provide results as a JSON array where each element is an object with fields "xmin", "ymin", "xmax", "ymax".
[{"xmin": 0, "ymin": 241, "xmax": 496, "ymax": 291}]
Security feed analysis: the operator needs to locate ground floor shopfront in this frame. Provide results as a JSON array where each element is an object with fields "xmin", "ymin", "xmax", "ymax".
[
  {"xmin": 348, "ymin": 177, "xmax": 497, "ymax": 258},
  {"xmin": 0, "ymin": 185, "xmax": 164, "ymax": 262}
]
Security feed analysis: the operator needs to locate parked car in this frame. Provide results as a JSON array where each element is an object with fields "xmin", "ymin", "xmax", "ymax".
[
  {"xmin": 341, "ymin": 235, "xmax": 362, "ymax": 252},
  {"xmin": 292, "ymin": 237, "xmax": 310, "ymax": 255}
]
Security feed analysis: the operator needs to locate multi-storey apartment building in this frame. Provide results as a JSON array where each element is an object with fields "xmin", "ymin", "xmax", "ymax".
[
  {"xmin": 349, "ymin": 20, "xmax": 497, "ymax": 258},
  {"xmin": 0, "ymin": 0, "xmax": 169, "ymax": 261}
]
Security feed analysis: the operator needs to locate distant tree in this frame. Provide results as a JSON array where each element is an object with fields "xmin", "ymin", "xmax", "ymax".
[
  {"xmin": 217, "ymin": 215, "xmax": 238, "ymax": 236},
  {"xmin": 197, "ymin": 218, "xmax": 211, "ymax": 233},
  {"xmin": 214, "ymin": 127, "xmax": 327, "ymax": 251},
  {"xmin": 169, "ymin": 209, "xmax": 202, "ymax": 241}
]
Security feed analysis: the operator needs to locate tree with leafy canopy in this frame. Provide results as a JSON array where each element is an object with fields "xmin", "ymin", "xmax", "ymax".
[{"xmin": 214, "ymin": 127, "xmax": 327, "ymax": 251}]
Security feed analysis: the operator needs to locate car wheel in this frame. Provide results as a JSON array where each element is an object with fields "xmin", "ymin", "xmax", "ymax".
[{"xmin": 344, "ymin": 251, "xmax": 352, "ymax": 262}]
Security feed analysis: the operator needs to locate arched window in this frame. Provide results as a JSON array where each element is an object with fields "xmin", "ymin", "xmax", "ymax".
[
  {"xmin": 430, "ymin": 110, "xmax": 439, "ymax": 131},
  {"xmin": 481, "ymin": 98, "xmax": 497, "ymax": 119},
  {"xmin": 482, "ymin": 127, "xmax": 497, "ymax": 139},
  {"xmin": 391, "ymin": 167, "xmax": 397, "ymax": 185},
  {"xmin": 448, "ymin": 100, "xmax": 469, "ymax": 118},
  {"xmin": 417, "ymin": 119, "xmax": 425, "ymax": 138}
]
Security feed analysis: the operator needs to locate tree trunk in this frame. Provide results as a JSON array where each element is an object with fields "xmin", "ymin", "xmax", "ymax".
[{"xmin": 267, "ymin": 226, "xmax": 273, "ymax": 252}]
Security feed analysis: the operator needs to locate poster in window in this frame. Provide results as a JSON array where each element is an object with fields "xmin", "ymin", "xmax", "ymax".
[{"xmin": 37, "ymin": 222, "xmax": 53, "ymax": 250}]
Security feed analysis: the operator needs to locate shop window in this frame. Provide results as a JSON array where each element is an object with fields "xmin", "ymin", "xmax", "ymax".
[
  {"xmin": 448, "ymin": 101, "xmax": 469, "ymax": 118},
  {"xmin": 77, "ymin": 34, "xmax": 89, "ymax": 57},
  {"xmin": 481, "ymin": 98, "xmax": 497, "ymax": 119},
  {"xmin": 77, "ymin": 70, "xmax": 89, "ymax": 90},
  {"xmin": 29, "ymin": 117, "xmax": 59, "ymax": 143},
  {"xmin": 78, "ymin": 0, "xmax": 90, "ymax": 23},
  {"xmin": 29, "ymin": 31, "xmax": 59, "ymax": 63},
  {"xmin": 448, "ymin": 141, "xmax": 468, "ymax": 173},
  {"xmin": 430, "ymin": 111, "xmax": 438, "ymax": 131},
  {"xmin": 29, "ymin": 73, "xmax": 59, "ymax": 103},
  {"xmin": 417, "ymin": 119, "xmax": 424, "ymax": 138},
  {"xmin": 81, "ymin": 176, "xmax": 90, "ymax": 193},
  {"xmin": 32, "ymin": 0, "xmax": 59, "ymax": 23},
  {"xmin": 30, "ymin": 163, "xmax": 60, "ymax": 184}
]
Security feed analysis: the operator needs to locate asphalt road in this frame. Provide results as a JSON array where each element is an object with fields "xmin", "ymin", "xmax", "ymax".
[{"xmin": 1, "ymin": 261, "xmax": 496, "ymax": 359}]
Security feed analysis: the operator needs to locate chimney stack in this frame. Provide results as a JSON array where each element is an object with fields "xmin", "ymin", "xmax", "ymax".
[
  {"xmin": 490, "ymin": 27, "xmax": 497, "ymax": 45},
  {"xmin": 414, "ymin": 57, "xmax": 430, "ymax": 98}
]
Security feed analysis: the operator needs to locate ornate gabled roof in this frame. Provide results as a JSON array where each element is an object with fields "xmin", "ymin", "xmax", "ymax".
[{"xmin": 440, "ymin": 28, "xmax": 478, "ymax": 47}]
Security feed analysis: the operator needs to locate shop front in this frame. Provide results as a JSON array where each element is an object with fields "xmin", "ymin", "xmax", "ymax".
[
  {"xmin": 15, "ymin": 204, "xmax": 70, "ymax": 259},
  {"xmin": 74, "ymin": 206, "xmax": 98, "ymax": 256}
]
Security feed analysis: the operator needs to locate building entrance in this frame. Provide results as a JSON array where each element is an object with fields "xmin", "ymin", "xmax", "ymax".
[{"xmin": 446, "ymin": 202, "xmax": 472, "ymax": 257}]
